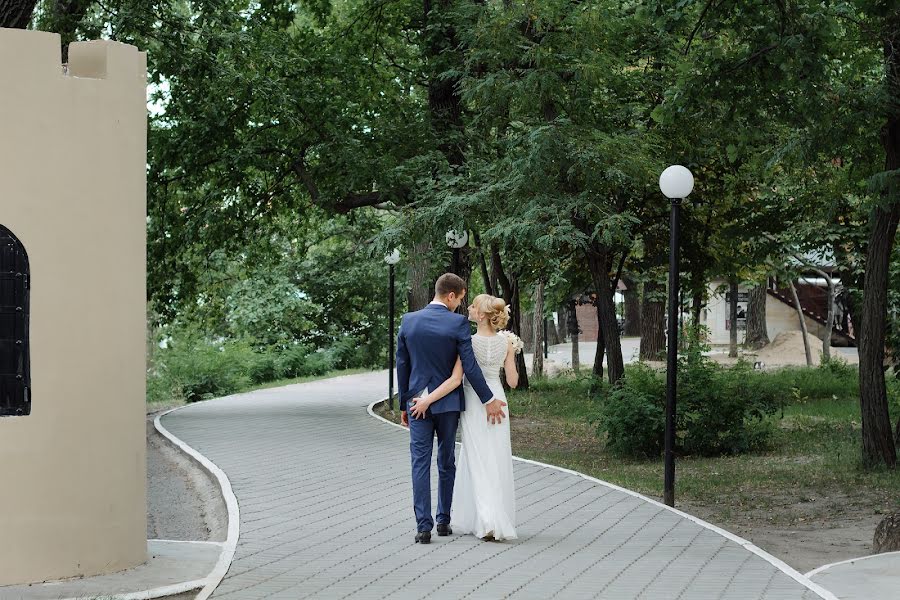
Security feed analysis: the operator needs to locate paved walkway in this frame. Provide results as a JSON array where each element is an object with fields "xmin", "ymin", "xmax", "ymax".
[
  {"xmin": 807, "ymin": 551, "xmax": 900, "ymax": 600},
  {"xmin": 160, "ymin": 371, "xmax": 835, "ymax": 600}
]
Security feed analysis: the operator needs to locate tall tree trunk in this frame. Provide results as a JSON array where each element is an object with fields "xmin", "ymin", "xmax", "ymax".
[
  {"xmin": 453, "ymin": 244, "xmax": 473, "ymax": 314},
  {"xmin": 532, "ymin": 281, "xmax": 545, "ymax": 377},
  {"xmin": 520, "ymin": 311, "xmax": 534, "ymax": 348},
  {"xmin": 586, "ymin": 245, "xmax": 624, "ymax": 384},
  {"xmin": 491, "ymin": 244, "xmax": 529, "ymax": 390},
  {"xmin": 789, "ymin": 279, "xmax": 813, "ymax": 367},
  {"xmin": 622, "ymin": 274, "xmax": 641, "ymax": 336},
  {"xmin": 407, "ymin": 239, "xmax": 432, "ymax": 312},
  {"xmin": 424, "ymin": 0, "xmax": 464, "ymax": 168},
  {"xmin": 474, "ymin": 233, "xmax": 494, "ymax": 296},
  {"xmin": 691, "ymin": 289, "xmax": 703, "ymax": 328},
  {"xmin": 859, "ymin": 201, "xmax": 900, "ymax": 467},
  {"xmin": 729, "ymin": 279, "xmax": 739, "ymax": 358},
  {"xmin": 640, "ymin": 280, "xmax": 665, "ymax": 360},
  {"xmin": 745, "ymin": 283, "xmax": 770, "ymax": 349},
  {"xmin": 593, "ymin": 312, "xmax": 605, "ymax": 379},
  {"xmin": 567, "ymin": 298, "xmax": 580, "ymax": 372},
  {"xmin": 857, "ymin": 27, "xmax": 900, "ymax": 468},
  {"xmin": 0, "ymin": 0, "xmax": 37, "ymax": 28}
]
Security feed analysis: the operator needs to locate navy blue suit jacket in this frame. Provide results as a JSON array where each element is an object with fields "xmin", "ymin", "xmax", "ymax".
[{"xmin": 396, "ymin": 303, "xmax": 495, "ymax": 414}]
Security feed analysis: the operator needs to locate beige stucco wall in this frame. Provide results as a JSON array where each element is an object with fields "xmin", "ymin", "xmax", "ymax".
[{"xmin": 0, "ymin": 29, "xmax": 147, "ymax": 585}]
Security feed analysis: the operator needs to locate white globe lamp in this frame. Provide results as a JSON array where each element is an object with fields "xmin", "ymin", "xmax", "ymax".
[
  {"xmin": 445, "ymin": 230, "xmax": 469, "ymax": 249},
  {"xmin": 659, "ymin": 165, "xmax": 694, "ymax": 199}
]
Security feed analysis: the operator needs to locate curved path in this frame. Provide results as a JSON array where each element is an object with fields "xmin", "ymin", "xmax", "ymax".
[{"xmin": 160, "ymin": 371, "xmax": 836, "ymax": 600}]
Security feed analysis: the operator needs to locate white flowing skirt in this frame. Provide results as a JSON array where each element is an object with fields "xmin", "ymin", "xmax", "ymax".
[{"xmin": 452, "ymin": 377, "xmax": 517, "ymax": 540}]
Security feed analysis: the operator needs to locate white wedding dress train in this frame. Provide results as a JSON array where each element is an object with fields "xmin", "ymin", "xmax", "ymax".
[{"xmin": 452, "ymin": 333, "xmax": 517, "ymax": 540}]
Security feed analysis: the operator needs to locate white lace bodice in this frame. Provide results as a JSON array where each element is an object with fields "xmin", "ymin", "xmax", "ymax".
[{"xmin": 471, "ymin": 334, "xmax": 508, "ymax": 381}]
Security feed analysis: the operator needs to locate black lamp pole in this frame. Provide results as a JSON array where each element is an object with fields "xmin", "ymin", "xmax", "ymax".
[
  {"xmin": 664, "ymin": 197, "xmax": 681, "ymax": 507},
  {"xmin": 388, "ymin": 262, "xmax": 395, "ymax": 410}
]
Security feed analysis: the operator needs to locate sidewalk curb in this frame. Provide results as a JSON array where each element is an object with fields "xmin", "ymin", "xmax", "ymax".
[
  {"xmin": 152, "ymin": 404, "xmax": 241, "ymax": 600},
  {"xmin": 805, "ymin": 549, "xmax": 900, "ymax": 577},
  {"xmin": 366, "ymin": 398, "xmax": 839, "ymax": 600}
]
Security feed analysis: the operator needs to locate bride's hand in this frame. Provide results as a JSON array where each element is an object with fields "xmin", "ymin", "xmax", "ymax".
[{"xmin": 409, "ymin": 396, "xmax": 432, "ymax": 419}]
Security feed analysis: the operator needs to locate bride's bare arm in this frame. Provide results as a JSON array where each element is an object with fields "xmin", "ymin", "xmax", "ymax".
[
  {"xmin": 409, "ymin": 358, "xmax": 463, "ymax": 418},
  {"xmin": 504, "ymin": 340, "xmax": 519, "ymax": 388}
]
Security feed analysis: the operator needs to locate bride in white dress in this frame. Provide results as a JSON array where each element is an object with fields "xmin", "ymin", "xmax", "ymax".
[{"xmin": 409, "ymin": 294, "xmax": 520, "ymax": 541}]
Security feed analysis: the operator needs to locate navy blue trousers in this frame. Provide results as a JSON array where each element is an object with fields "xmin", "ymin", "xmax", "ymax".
[{"xmin": 409, "ymin": 410, "xmax": 459, "ymax": 532}]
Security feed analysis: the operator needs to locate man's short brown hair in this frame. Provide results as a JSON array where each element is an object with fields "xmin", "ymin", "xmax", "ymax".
[{"xmin": 435, "ymin": 273, "xmax": 467, "ymax": 297}]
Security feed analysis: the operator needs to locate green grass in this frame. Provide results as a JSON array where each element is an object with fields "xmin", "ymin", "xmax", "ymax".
[{"xmin": 506, "ymin": 370, "xmax": 900, "ymax": 525}]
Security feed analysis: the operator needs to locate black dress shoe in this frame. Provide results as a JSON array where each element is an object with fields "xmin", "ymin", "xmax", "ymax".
[
  {"xmin": 436, "ymin": 523, "xmax": 452, "ymax": 536},
  {"xmin": 415, "ymin": 531, "xmax": 431, "ymax": 544}
]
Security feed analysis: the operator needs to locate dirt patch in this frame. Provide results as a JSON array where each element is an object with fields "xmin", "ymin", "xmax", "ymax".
[
  {"xmin": 146, "ymin": 413, "xmax": 228, "ymax": 543},
  {"xmin": 683, "ymin": 498, "xmax": 882, "ymax": 573}
]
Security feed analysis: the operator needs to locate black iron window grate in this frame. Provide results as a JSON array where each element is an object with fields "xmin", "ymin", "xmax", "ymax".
[{"xmin": 0, "ymin": 225, "xmax": 29, "ymax": 417}]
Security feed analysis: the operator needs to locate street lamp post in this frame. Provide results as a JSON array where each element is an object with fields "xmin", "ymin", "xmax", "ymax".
[
  {"xmin": 446, "ymin": 230, "xmax": 469, "ymax": 276},
  {"xmin": 659, "ymin": 165, "xmax": 694, "ymax": 508},
  {"xmin": 385, "ymin": 248, "xmax": 401, "ymax": 410}
]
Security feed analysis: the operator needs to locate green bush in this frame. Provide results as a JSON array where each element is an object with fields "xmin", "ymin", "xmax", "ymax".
[
  {"xmin": 679, "ymin": 358, "xmax": 781, "ymax": 455},
  {"xmin": 759, "ymin": 358, "xmax": 858, "ymax": 402},
  {"xmin": 274, "ymin": 344, "xmax": 315, "ymax": 379},
  {"xmin": 596, "ymin": 363, "xmax": 665, "ymax": 458},
  {"xmin": 164, "ymin": 338, "xmax": 252, "ymax": 403},
  {"xmin": 818, "ymin": 355, "xmax": 856, "ymax": 378},
  {"xmin": 146, "ymin": 367, "xmax": 182, "ymax": 405},
  {"xmin": 328, "ymin": 334, "xmax": 383, "ymax": 370},
  {"xmin": 303, "ymin": 350, "xmax": 336, "ymax": 376},
  {"xmin": 596, "ymin": 354, "xmax": 784, "ymax": 458},
  {"xmin": 248, "ymin": 351, "xmax": 279, "ymax": 384}
]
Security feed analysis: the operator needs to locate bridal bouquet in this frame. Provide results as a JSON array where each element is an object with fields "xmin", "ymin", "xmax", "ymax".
[{"xmin": 498, "ymin": 330, "xmax": 524, "ymax": 354}]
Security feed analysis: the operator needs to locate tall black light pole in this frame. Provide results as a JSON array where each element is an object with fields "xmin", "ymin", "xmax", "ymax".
[
  {"xmin": 385, "ymin": 249, "xmax": 401, "ymax": 410},
  {"xmin": 659, "ymin": 165, "xmax": 694, "ymax": 508}
]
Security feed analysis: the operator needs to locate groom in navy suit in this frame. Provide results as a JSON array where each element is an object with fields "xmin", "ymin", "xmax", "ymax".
[{"xmin": 396, "ymin": 273, "xmax": 507, "ymax": 544}]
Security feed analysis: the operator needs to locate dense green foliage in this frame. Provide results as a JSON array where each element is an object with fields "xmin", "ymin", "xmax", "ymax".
[
  {"xmin": 597, "ymin": 358, "xmax": 783, "ymax": 458},
  {"xmin": 146, "ymin": 324, "xmax": 378, "ymax": 404},
  {"xmin": 29, "ymin": 1, "xmax": 900, "ymax": 462}
]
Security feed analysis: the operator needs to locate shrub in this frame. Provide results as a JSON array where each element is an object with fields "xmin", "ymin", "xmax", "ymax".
[
  {"xmin": 596, "ymin": 354, "xmax": 783, "ymax": 458},
  {"xmin": 762, "ymin": 361, "xmax": 858, "ymax": 402},
  {"xmin": 596, "ymin": 363, "xmax": 665, "ymax": 458},
  {"xmin": 163, "ymin": 337, "xmax": 252, "ymax": 403},
  {"xmin": 303, "ymin": 350, "xmax": 336, "ymax": 376},
  {"xmin": 328, "ymin": 334, "xmax": 383, "ymax": 370},
  {"xmin": 274, "ymin": 344, "xmax": 315, "ymax": 379},
  {"xmin": 146, "ymin": 367, "xmax": 182, "ymax": 405},
  {"xmin": 679, "ymin": 358, "xmax": 781, "ymax": 455},
  {"xmin": 248, "ymin": 351, "xmax": 279, "ymax": 384},
  {"xmin": 818, "ymin": 355, "xmax": 856, "ymax": 379}
]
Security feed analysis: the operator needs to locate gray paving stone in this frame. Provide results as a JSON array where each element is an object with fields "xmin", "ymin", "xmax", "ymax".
[{"xmin": 160, "ymin": 371, "xmax": 834, "ymax": 600}]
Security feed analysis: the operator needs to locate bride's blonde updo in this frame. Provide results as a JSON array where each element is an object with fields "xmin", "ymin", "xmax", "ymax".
[{"xmin": 471, "ymin": 294, "xmax": 510, "ymax": 331}]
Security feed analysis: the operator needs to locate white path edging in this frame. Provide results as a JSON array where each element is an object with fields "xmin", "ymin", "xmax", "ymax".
[
  {"xmin": 58, "ymin": 577, "xmax": 210, "ymax": 600},
  {"xmin": 805, "ymin": 550, "xmax": 900, "ymax": 578},
  {"xmin": 366, "ymin": 399, "xmax": 839, "ymax": 600},
  {"xmin": 153, "ymin": 405, "xmax": 241, "ymax": 600}
]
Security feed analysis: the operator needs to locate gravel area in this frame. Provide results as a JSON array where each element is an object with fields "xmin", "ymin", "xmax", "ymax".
[{"xmin": 146, "ymin": 413, "xmax": 228, "ymax": 543}]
